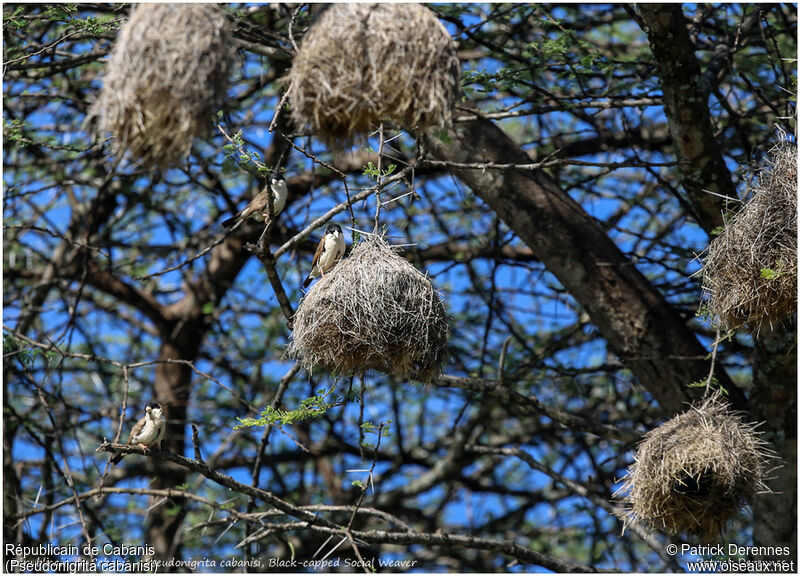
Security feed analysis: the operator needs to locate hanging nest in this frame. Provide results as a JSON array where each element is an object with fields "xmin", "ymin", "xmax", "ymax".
[
  {"xmin": 88, "ymin": 4, "xmax": 235, "ymax": 167},
  {"xmin": 700, "ymin": 140, "xmax": 797, "ymax": 333},
  {"xmin": 614, "ymin": 394, "xmax": 774, "ymax": 541},
  {"xmin": 286, "ymin": 3, "xmax": 461, "ymax": 142},
  {"xmin": 287, "ymin": 234, "xmax": 449, "ymax": 380}
]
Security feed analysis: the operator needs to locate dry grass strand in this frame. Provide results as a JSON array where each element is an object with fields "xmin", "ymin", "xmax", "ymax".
[
  {"xmin": 287, "ymin": 235, "xmax": 449, "ymax": 379},
  {"xmin": 88, "ymin": 4, "xmax": 235, "ymax": 167},
  {"xmin": 287, "ymin": 3, "xmax": 461, "ymax": 142},
  {"xmin": 701, "ymin": 140, "xmax": 798, "ymax": 332},
  {"xmin": 615, "ymin": 393, "xmax": 775, "ymax": 541}
]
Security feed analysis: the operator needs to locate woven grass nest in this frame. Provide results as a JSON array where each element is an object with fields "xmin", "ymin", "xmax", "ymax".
[
  {"xmin": 89, "ymin": 4, "xmax": 235, "ymax": 167},
  {"xmin": 287, "ymin": 235, "xmax": 449, "ymax": 379},
  {"xmin": 700, "ymin": 140, "xmax": 797, "ymax": 333},
  {"xmin": 287, "ymin": 3, "xmax": 461, "ymax": 142},
  {"xmin": 615, "ymin": 394, "xmax": 773, "ymax": 541}
]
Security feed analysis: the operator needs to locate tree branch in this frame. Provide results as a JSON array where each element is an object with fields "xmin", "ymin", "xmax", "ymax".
[
  {"xmin": 94, "ymin": 441, "xmax": 598, "ymax": 572},
  {"xmin": 637, "ymin": 4, "xmax": 734, "ymax": 234},
  {"xmin": 431, "ymin": 374, "xmax": 639, "ymax": 443},
  {"xmin": 422, "ymin": 103, "xmax": 747, "ymax": 414}
]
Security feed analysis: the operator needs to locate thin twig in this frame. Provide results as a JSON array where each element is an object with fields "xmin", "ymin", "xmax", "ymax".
[
  {"xmin": 419, "ymin": 157, "xmax": 676, "ymax": 171},
  {"xmin": 464, "ymin": 444, "xmax": 680, "ymax": 570},
  {"xmin": 705, "ymin": 325, "xmax": 723, "ymax": 395},
  {"xmin": 132, "ymin": 232, "xmax": 230, "ymax": 281},
  {"xmin": 274, "ymin": 183, "xmax": 387, "ymax": 259},
  {"xmin": 3, "ymin": 327, "xmax": 258, "ymax": 413},
  {"xmin": 192, "ymin": 424, "xmax": 204, "ymax": 462},
  {"xmin": 373, "ymin": 123, "xmax": 385, "ymax": 234},
  {"xmin": 430, "ymin": 373, "xmax": 639, "ymax": 443},
  {"xmin": 497, "ymin": 336, "xmax": 512, "ymax": 385},
  {"xmin": 268, "ymin": 83, "xmax": 294, "ymax": 134},
  {"xmin": 245, "ymin": 239, "xmax": 296, "ymax": 327},
  {"xmin": 345, "ymin": 422, "xmax": 386, "ymax": 573},
  {"xmin": 250, "ymin": 362, "xmax": 301, "ymax": 487},
  {"xmin": 279, "ymin": 132, "xmax": 347, "ymax": 178},
  {"xmin": 287, "ymin": 3, "xmax": 305, "ymax": 52}
]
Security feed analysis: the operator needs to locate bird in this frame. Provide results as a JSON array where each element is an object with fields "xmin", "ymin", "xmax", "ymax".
[
  {"xmin": 110, "ymin": 402, "xmax": 167, "ymax": 465},
  {"xmin": 222, "ymin": 176, "xmax": 288, "ymax": 229},
  {"xmin": 302, "ymin": 223, "xmax": 346, "ymax": 288}
]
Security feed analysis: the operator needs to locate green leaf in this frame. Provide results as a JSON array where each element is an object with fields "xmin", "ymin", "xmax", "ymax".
[
  {"xmin": 4, "ymin": 6, "xmax": 28, "ymax": 30},
  {"xmin": 760, "ymin": 262, "xmax": 783, "ymax": 280},
  {"xmin": 234, "ymin": 385, "xmax": 341, "ymax": 428},
  {"xmin": 4, "ymin": 119, "xmax": 27, "ymax": 147},
  {"xmin": 760, "ymin": 268, "xmax": 778, "ymax": 280},
  {"xmin": 687, "ymin": 378, "xmax": 728, "ymax": 396},
  {"xmin": 363, "ymin": 161, "xmax": 379, "ymax": 178}
]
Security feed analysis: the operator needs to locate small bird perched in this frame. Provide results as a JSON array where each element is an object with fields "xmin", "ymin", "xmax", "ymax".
[
  {"xmin": 110, "ymin": 402, "xmax": 166, "ymax": 465},
  {"xmin": 303, "ymin": 223, "xmax": 346, "ymax": 288},
  {"xmin": 222, "ymin": 176, "xmax": 288, "ymax": 229}
]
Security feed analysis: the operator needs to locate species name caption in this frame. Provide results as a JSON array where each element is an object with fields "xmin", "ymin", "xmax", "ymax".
[
  {"xmin": 267, "ymin": 557, "xmax": 420, "ymax": 570},
  {"xmin": 4, "ymin": 544, "xmax": 420, "ymax": 572}
]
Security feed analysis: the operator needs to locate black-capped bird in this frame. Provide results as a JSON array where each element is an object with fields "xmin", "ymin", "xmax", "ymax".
[
  {"xmin": 111, "ymin": 402, "xmax": 166, "ymax": 465},
  {"xmin": 302, "ymin": 223, "xmax": 346, "ymax": 288},
  {"xmin": 222, "ymin": 176, "xmax": 288, "ymax": 229}
]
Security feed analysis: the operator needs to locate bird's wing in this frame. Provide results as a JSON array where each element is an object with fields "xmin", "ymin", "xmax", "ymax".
[
  {"xmin": 312, "ymin": 237, "xmax": 327, "ymax": 268},
  {"xmin": 128, "ymin": 416, "xmax": 147, "ymax": 444}
]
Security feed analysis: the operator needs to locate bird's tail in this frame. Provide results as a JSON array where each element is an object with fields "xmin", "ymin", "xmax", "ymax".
[
  {"xmin": 221, "ymin": 215, "xmax": 238, "ymax": 229},
  {"xmin": 302, "ymin": 276, "xmax": 313, "ymax": 288},
  {"xmin": 110, "ymin": 453, "xmax": 124, "ymax": 465}
]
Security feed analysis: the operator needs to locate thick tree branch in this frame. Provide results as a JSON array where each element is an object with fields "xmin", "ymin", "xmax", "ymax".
[
  {"xmin": 311, "ymin": 527, "xmax": 600, "ymax": 572},
  {"xmin": 412, "ymin": 241, "xmax": 538, "ymax": 263},
  {"xmin": 637, "ymin": 4, "xmax": 734, "ymax": 234},
  {"xmin": 751, "ymin": 325, "xmax": 797, "ymax": 558},
  {"xmin": 84, "ymin": 258, "xmax": 167, "ymax": 330},
  {"xmin": 422, "ymin": 105, "xmax": 746, "ymax": 413}
]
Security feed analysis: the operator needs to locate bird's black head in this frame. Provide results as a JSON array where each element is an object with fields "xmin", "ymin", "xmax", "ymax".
[
  {"xmin": 146, "ymin": 401, "xmax": 162, "ymax": 410},
  {"xmin": 326, "ymin": 224, "xmax": 342, "ymax": 235}
]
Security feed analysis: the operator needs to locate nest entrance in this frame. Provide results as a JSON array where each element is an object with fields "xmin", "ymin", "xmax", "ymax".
[
  {"xmin": 287, "ymin": 235, "xmax": 448, "ymax": 380},
  {"xmin": 88, "ymin": 4, "xmax": 235, "ymax": 167},
  {"xmin": 672, "ymin": 472, "xmax": 713, "ymax": 497},
  {"xmin": 287, "ymin": 3, "xmax": 461, "ymax": 143},
  {"xmin": 701, "ymin": 140, "xmax": 797, "ymax": 333},
  {"xmin": 615, "ymin": 394, "xmax": 774, "ymax": 541}
]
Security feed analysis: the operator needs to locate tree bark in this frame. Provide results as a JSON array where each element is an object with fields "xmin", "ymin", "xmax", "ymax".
[
  {"xmin": 637, "ymin": 4, "xmax": 733, "ymax": 234},
  {"xmin": 147, "ymin": 340, "xmax": 193, "ymax": 562},
  {"xmin": 751, "ymin": 324, "xmax": 797, "ymax": 562},
  {"xmin": 638, "ymin": 4, "xmax": 795, "ymax": 554},
  {"xmin": 145, "ymin": 233, "xmax": 256, "ymax": 560},
  {"xmin": 423, "ymin": 110, "xmax": 745, "ymax": 415},
  {"xmin": 3, "ymin": 377, "xmax": 22, "ymax": 556}
]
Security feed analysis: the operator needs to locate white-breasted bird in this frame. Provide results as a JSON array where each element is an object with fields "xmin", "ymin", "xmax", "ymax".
[
  {"xmin": 111, "ymin": 402, "xmax": 166, "ymax": 465},
  {"xmin": 222, "ymin": 176, "xmax": 288, "ymax": 229},
  {"xmin": 302, "ymin": 223, "xmax": 346, "ymax": 288}
]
